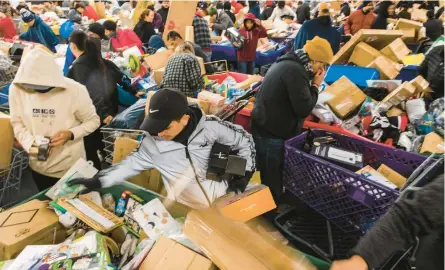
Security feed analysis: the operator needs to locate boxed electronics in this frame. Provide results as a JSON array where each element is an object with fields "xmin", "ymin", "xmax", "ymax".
[
  {"xmin": 0, "ymin": 200, "xmax": 63, "ymax": 260},
  {"xmin": 214, "ymin": 184, "xmax": 276, "ymax": 222},
  {"xmin": 310, "ymin": 144, "xmax": 364, "ymax": 171}
]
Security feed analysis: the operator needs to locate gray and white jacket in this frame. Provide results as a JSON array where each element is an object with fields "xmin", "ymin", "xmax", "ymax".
[{"xmin": 100, "ymin": 105, "xmax": 256, "ymax": 209}]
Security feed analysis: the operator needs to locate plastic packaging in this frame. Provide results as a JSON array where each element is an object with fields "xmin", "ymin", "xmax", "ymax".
[
  {"xmin": 102, "ymin": 194, "xmax": 116, "ymax": 213},
  {"xmin": 109, "ymin": 98, "xmax": 146, "ymax": 129},
  {"xmin": 359, "ymin": 97, "xmax": 378, "ymax": 116},
  {"xmin": 406, "ymin": 98, "xmax": 426, "ymax": 123}
]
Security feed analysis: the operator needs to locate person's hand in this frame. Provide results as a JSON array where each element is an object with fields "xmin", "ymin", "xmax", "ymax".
[
  {"xmin": 330, "ymin": 255, "xmax": 368, "ymax": 270},
  {"xmin": 67, "ymin": 175, "xmax": 103, "ymax": 194},
  {"xmin": 312, "ymin": 66, "xmax": 326, "ymax": 87},
  {"xmin": 209, "ymin": 22, "xmax": 214, "ymax": 28},
  {"xmin": 136, "ymin": 91, "xmax": 146, "ymax": 98},
  {"xmin": 255, "ymin": 19, "xmax": 261, "ymax": 26},
  {"xmin": 227, "ymin": 171, "xmax": 253, "ymax": 194},
  {"xmin": 103, "ymin": 115, "xmax": 113, "ymax": 125},
  {"xmin": 13, "ymin": 35, "xmax": 19, "ymax": 40},
  {"xmin": 50, "ymin": 131, "xmax": 73, "ymax": 147}
]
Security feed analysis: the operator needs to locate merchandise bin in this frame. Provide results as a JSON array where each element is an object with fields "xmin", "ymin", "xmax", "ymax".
[
  {"xmin": 19, "ymin": 182, "xmax": 331, "ymax": 269},
  {"xmin": 324, "ymin": 65, "xmax": 380, "ymax": 89},
  {"xmin": 284, "ymin": 129, "xmax": 427, "ymax": 235},
  {"xmin": 395, "ymin": 65, "xmax": 419, "ymax": 82},
  {"xmin": 210, "ymin": 44, "xmax": 237, "ymax": 62}
]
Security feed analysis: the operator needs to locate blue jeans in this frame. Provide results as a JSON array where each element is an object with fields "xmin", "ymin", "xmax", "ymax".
[
  {"xmin": 251, "ymin": 123, "xmax": 285, "ymax": 201},
  {"xmin": 238, "ymin": 61, "xmax": 255, "ymax": 75}
]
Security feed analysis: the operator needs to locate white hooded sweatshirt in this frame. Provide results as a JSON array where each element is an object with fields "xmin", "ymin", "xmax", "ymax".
[{"xmin": 9, "ymin": 48, "xmax": 100, "ymax": 178}]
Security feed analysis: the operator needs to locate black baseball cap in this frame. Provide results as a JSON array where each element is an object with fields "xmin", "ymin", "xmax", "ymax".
[{"xmin": 140, "ymin": 88, "xmax": 189, "ymax": 135}]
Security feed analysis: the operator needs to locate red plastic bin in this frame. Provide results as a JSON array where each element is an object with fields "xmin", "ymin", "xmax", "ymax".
[{"xmin": 206, "ymin": 72, "xmax": 251, "ymax": 84}]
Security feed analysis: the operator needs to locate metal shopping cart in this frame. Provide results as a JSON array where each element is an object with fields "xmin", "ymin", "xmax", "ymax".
[
  {"xmin": 0, "ymin": 64, "xmax": 19, "ymax": 113},
  {"xmin": 101, "ymin": 127, "xmax": 144, "ymax": 165},
  {"xmin": 0, "ymin": 148, "xmax": 28, "ymax": 210}
]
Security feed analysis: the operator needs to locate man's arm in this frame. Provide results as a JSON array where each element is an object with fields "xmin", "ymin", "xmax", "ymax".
[
  {"xmin": 99, "ymin": 137, "xmax": 155, "ymax": 187},
  {"xmin": 352, "ymin": 175, "xmax": 444, "ymax": 269}
]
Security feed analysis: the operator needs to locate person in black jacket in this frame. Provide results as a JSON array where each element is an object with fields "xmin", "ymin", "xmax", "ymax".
[
  {"xmin": 340, "ymin": 1, "xmax": 351, "ymax": 17},
  {"xmin": 331, "ymin": 174, "xmax": 444, "ymax": 270},
  {"xmin": 419, "ymin": 45, "xmax": 444, "ymax": 100},
  {"xmin": 67, "ymin": 30, "xmax": 138, "ymax": 169},
  {"xmin": 223, "ymin": 1, "xmax": 236, "ymax": 23},
  {"xmin": 424, "ymin": 10, "xmax": 444, "ymax": 41},
  {"xmin": 134, "ymin": 9, "xmax": 157, "ymax": 44},
  {"xmin": 157, "ymin": 0, "xmax": 169, "ymax": 24},
  {"xmin": 296, "ymin": 0, "xmax": 310, "ymax": 24},
  {"xmin": 397, "ymin": 3, "xmax": 411, "ymax": 20},
  {"xmin": 371, "ymin": 1, "xmax": 396, "ymax": 30},
  {"xmin": 251, "ymin": 37, "xmax": 332, "ymax": 202}
]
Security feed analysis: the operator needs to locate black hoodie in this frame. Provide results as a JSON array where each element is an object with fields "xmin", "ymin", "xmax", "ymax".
[
  {"xmin": 157, "ymin": 6, "xmax": 169, "ymax": 24},
  {"xmin": 251, "ymin": 53, "xmax": 318, "ymax": 139}
]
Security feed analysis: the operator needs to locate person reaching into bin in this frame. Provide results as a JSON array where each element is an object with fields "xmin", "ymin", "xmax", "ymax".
[
  {"xmin": 17, "ymin": 9, "xmax": 59, "ymax": 53},
  {"xmin": 330, "ymin": 174, "xmax": 444, "ymax": 270},
  {"xmin": 251, "ymin": 37, "xmax": 332, "ymax": 209},
  {"xmin": 68, "ymin": 88, "xmax": 256, "ymax": 210},
  {"xmin": 103, "ymin": 20, "xmax": 143, "ymax": 53},
  {"xmin": 237, "ymin": 13, "xmax": 267, "ymax": 75},
  {"xmin": 9, "ymin": 47, "xmax": 100, "ymax": 191}
]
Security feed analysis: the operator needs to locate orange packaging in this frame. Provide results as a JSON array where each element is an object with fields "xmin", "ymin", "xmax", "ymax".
[{"xmin": 214, "ymin": 184, "xmax": 276, "ymax": 222}]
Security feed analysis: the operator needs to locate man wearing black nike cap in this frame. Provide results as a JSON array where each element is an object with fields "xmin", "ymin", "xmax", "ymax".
[{"xmin": 69, "ymin": 88, "xmax": 256, "ymax": 209}]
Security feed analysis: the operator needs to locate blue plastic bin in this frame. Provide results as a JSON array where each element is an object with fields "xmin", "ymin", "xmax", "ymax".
[
  {"xmin": 211, "ymin": 44, "xmax": 237, "ymax": 62},
  {"xmin": 255, "ymin": 45, "xmax": 287, "ymax": 66},
  {"xmin": 396, "ymin": 65, "xmax": 419, "ymax": 82},
  {"xmin": 325, "ymin": 65, "xmax": 380, "ymax": 88}
]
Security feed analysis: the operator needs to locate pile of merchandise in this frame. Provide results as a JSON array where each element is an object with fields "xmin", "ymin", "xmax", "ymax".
[{"xmin": 310, "ymin": 29, "xmax": 444, "ymax": 155}]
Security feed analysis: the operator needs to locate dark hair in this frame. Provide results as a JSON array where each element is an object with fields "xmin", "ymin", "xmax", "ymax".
[
  {"xmin": 216, "ymin": 2, "xmax": 223, "ymax": 9},
  {"xmin": 167, "ymin": 30, "xmax": 182, "ymax": 41},
  {"xmin": 139, "ymin": 9, "xmax": 152, "ymax": 22},
  {"xmin": 277, "ymin": 1, "xmax": 285, "ymax": 9},
  {"xmin": 237, "ymin": 0, "xmax": 247, "ymax": 7},
  {"xmin": 69, "ymin": 30, "xmax": 106, "ymax": 72},
  {"xmin": 147, "ymin": 4, "xmax": 154, "ymax": 11},
  {"xmin": 223, "ymin": 1, "xmax": 231, "ymax": 11},
  {"xmin": 103, "ymin": 20, "xmax": 117, "ymax": 31},
  {"xmin": 427, "ymin": 9, "xmax": 435, "ymax": 19},
  {"xmin": 75, "ymin": 3, "xmax": 85, "ymax": 10}
]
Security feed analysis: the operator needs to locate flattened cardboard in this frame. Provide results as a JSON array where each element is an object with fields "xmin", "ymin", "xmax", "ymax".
[
  {"xmin": 153, "ymin": 67, "xmax": 165, "ymax": 85},
  {"xmin": 214, "ymin": 185, "xmax": 276, "ymax": 222},
  {"xmin": 139, "ymin": 235, "xmax": 215, "ymax": 270},
  {"xmin": 143, "ymin": 50, "xmax": 173, "ymax": 71},
  {"xmin": 367, "ymin": 55, "xmax": 401, "ymax": 80},
  {"xmin": 420, "ymin": 132, "xmax": 445, "ymax": 154},
  {"xmin": 380, "ymin": 38, "xmax": 411, "ymax": 63},
  {"xmin": 399, "ymin": 28, "xmax": 417, "ymax": 44},
  {"xmin": 332, "ymin": 29, "xmax": 404, "ymax": 64},
  {"xmin": 411, "ymin": 8, "xmax": 428, "ymax": 22},
  {"xmin": 162, "ymin": 1, "xmax": 197, "ymax": 41},
  {"xmin": 0, "ymin": 113, "xmax": 13, "ymax": 170},
  {"xmin": 395, "ymin": 18, "xmax": 423, "ymax": 31},
  {"xmin": 381, "ymin": 81, "xmax": 416, "ymax": 106},
  {"xmin": 0, "ymin": 200, "xmax": 61, "ymax": 260},
  {"xmin": 410, "ymin": 75, "xmax": 431, "ymax": 94},
  {"xmin": 326, "ymin": 77, "xmax": 367, "ymax": 119},
  {"xmin": 349, "ymin": 42, "xmax": 382, "ymax": 67}
]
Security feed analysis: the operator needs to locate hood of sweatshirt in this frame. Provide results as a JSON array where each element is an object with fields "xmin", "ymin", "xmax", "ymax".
[{"xmin": 13, "ymin": 47, "xmax": 68, "ymax": 90}]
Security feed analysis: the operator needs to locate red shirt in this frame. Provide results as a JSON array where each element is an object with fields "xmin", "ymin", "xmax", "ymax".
[
  {"xmin": 111, "ymin": 29, "xmax": 143, "ymax": 53},
  {"xmin": 83, "ymin": 5, "xmax": 99, "ymax": 21},
  {"xmin": 0, "ymin": 16, "xmax": 16, "ymax": 39},
  {"xmin": 237, "ymin": 25, "xmax": 267, "ymax": 62}
]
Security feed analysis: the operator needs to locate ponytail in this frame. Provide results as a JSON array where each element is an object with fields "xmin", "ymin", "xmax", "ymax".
[{"xmin": 69, "ymin": 30, "xmax": 106, "ymax": 74}]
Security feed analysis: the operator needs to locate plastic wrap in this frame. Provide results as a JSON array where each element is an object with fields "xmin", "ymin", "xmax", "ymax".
[
  {"xmin": 197, "ymin": 91, "xmax": 226, "ymax": 115},
  {"xmin": 406, "ymin": 98, "xmax": 426, "ymax": 123},
  {"xmin": 183, "ymin": 209, "xmax": 317, "ymax": 270}
]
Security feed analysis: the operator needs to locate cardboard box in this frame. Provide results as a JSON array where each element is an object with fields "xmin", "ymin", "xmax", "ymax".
[
  {"xmin": 420, "ymin": 132, "xmax": 445, "ymax": 154},
  {"xmin": 140, "ymin": 235, "xmax": 215, "ymax": 270},
  {"xmin": 381, "ymin": 81, "xmax": 416, "ymax": 106},
  {"xmin": 367, "ymin": 55, "xmax": 401, "ymax": 80},
  {"xmin": 143, "ymin": 50, "xmax": 173, "ymax": 71},
  {"xmin": 162, "ymin": 1, "xmax": 197, "ymax": 41},
  {"xmin": 400, "ymin": 28, "xmax": 417, "ymax": 44},
  {"xmin": 411, "ymin": 8, "xmax": 428, "ymax": 22},
  {"xmin": 349, "ymin": 42, "xmax": 382, "ymax": 67},
  {"xmin": 0, "ymin": 113, "xmax": 13, "ymax": 170},
  {"xmin": 377, "ymin": 164, "xmax": 407, "ymax": 189},
  {"xmin": 357, "ymin": 165, "xmax": 397, "ymax": 189},
  {"xmin": 410, "ymin": 75, "xmax": 431, "ymax": 94},
  {"xmin": 332, "ymin": 29, "xmax": 404, "ymax": 64},
  {"xmin": 214, "ymin": 185, "xmax": 276, "ymax": 222},
  {"xmin": 0, "ymin": 200, "xmax": 61, "ymax": 260},
  {"xmin": 395, "ymin": 18, "xmax": 423, "ymax": 31},
  {"xmin": 380, "ymin": 38, "xmax": 411, "ymax": 63},
  {"xmin": 387, "ymin": 106, "xmax": 404, "ymax": 117},
  {"xmin": 183, "ymin": 210, "xmax": 315, "ymax": 270},
  {"xmin": 153, "ymin": 67, "xmax": 165, "ymax": 84},
  {"xmin": 326, "ymin": 77, "xmax": 367, "ymax": 119},
  {"xmin": 113, "ymin": 137, "xmax": 164, "ymax": 193},
  {"xmin": 188, "ymin": 98, "xmax": 210, "ymax": 114}
]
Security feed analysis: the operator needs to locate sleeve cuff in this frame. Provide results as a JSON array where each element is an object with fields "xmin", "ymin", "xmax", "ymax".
[{"xmin": 69, "ymin": 126, "xmax": 83, "ymax": 141}]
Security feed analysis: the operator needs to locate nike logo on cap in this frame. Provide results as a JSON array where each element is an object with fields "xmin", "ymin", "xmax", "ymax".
[{"xmin": 149, "ymin": 109, "xmax": 159, "ymax": 113}]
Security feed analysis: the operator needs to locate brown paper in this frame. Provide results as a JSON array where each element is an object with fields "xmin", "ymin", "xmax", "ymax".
[
  {"xmin": 144, "ymin": 50, "xmax": 173, "ymax": 70},
  {"xmin": 420, "ymin": 132, "xmax": 445, "ymax": 154},
  {"xmin": 332, "ymin": 29, "xmax": 404, "ymax": 64}
]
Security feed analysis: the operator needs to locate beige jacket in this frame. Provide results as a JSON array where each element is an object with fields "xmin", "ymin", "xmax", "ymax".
[{"xmin": 9, "ymin": 48, "xmax": 100, "ymax": 178}]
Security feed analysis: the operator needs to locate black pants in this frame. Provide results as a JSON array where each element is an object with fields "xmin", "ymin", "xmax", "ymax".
[
  {"xmin": 31, "ymin": 170, "xmax": 60, "ymax": 192},
  {"xmin": 84, "ymin": 127, "xmax": 104, "ymax": 170}
]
